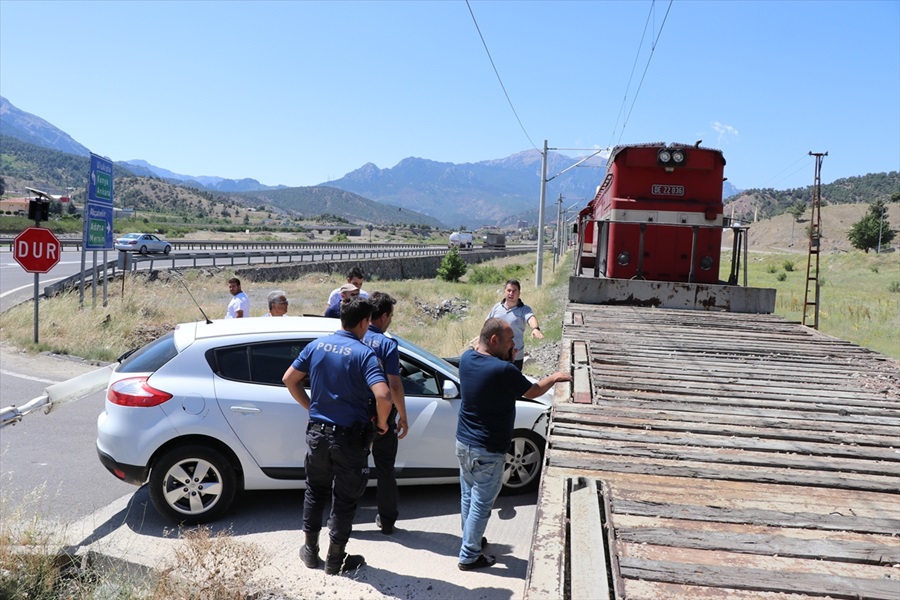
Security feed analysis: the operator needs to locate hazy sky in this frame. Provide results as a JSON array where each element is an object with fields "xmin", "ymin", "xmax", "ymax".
[{"xmin": 1, "ymin": 0, "xmax": 897, "ymax": 192}]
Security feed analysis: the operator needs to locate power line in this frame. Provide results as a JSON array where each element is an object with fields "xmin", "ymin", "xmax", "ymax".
[
  {"xmin": 605, "ymin": 1, "xmax": 674, "ymax": 147},
  {"xmin": 617, "ymin": 0, "xmax": 674, "ymax": 145},
  {"xmin": 465, "ymin": 0, "xmax": 538, "ymax": 151}
]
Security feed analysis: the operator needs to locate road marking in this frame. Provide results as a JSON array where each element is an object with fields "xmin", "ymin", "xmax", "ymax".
[
  {"xmin": 0, "ymin": 369, "xmax": 60, "ymax": 384},
  {"xmin": 0, "ymin": 276, "xmax": 70, "ymax": 299}
]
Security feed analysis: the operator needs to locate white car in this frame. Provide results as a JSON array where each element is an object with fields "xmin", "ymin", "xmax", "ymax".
[
  {"xmin": 96, "ymin": 316, "xmax": 552, "ymax": 523},
  {"xmin": 114, "ymin": 233, "xmax": 171, "ymax": 254}
]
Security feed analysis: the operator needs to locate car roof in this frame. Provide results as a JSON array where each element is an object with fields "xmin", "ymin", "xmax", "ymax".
[{"xmin": 173, "ymin": 315, "xmax": 341, "ymax": 349}]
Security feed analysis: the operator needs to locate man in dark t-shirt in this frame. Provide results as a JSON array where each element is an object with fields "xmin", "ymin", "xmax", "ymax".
[{"xmin": 454, "ymin": 318, "xmax": 571, "ymax": 571}]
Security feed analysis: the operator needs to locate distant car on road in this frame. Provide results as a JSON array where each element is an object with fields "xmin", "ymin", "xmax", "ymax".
[
  {"xmin": 96, "ymin": 316, "xmax": 552, "ymax": 523},
  {"xmin": 114, "ymin": 233, "xmax": 171, "ymax": 255}
]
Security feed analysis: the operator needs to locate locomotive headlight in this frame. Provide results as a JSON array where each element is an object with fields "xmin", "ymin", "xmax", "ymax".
[
  {"xmin": 657, "ymin": 150, "xmax": 672, "ymax": 164},
  {"xmin": 672, "ymin": 150, "xmax": 685, "ymax": 163},
  {"xmin": 699, "ymin": 256, "xmax": 715, "ymax": 270},
  {"xmin": 617, "ymin": 251, "xmax": 631, "ymax": 266}
]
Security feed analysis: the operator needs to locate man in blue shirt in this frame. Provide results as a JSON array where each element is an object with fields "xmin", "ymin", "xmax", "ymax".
[
  {"xmin": 455, "ymin": 318, "xmax": 571, "ymax": 570},
  {"xmin": 283, "ymin": 297, "xmax": 392, "ymax": 575},
  {"xmin": 362, "ymin": 292, "xmax": 409, "ymax": 534}
]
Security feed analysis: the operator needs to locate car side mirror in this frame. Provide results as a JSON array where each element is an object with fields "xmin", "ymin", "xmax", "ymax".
[{"xmin": 442, "ymin": 380, "xmax": 459, "ymax": 399}]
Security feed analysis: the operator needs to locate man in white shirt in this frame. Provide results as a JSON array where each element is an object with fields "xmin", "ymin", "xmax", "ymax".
[
  {"xmin": 326, "ymin": 267, "xmax": 369, "ymax": 308},
  {"xmin": 226, "ymin": 277, "xmax": 250, "ymax": 318}
]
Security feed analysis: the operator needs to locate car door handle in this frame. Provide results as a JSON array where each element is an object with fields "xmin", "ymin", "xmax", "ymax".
[{"xmin": 230, "ymin": 406, "xmax": 261, "ymax": 414}]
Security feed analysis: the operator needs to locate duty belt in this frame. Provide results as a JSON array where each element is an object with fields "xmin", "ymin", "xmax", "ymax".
[{"xmin": 308, "ymin": 421, "xmax": 353, "ymax": 435}]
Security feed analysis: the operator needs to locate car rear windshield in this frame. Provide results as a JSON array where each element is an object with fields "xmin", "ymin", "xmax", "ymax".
[{"xmin": 116, "ymin": 331, "xmax": 178, "ymax": 373}]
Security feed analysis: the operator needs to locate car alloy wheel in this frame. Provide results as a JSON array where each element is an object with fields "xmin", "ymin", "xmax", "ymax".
[
  {"xmin": 163, "ymin": 245, "xmax": 171, "ymax": 255},
  {"xmin": 500, "ymin": 429, "xmax": 545, "ymax": 494},
  {"xmin": 149, "ymin": 444, "xmax": 237, "ymax": 523},
  {"xmin": 139, "ymin": 245, "xmax": 149, "ymax": 255}
]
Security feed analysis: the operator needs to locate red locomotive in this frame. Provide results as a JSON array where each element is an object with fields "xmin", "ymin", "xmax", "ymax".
[{"xmin": 576, "ymin": 142, "xmax": 725, "ymax": 284}]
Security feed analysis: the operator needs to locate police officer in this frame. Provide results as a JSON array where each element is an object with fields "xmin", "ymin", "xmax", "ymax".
[
  {"xmin": 283, "ymin": 296, "xmax": 392, "ymax": 575},
  {"xmin": 362, "ymin": 292, "xmax": 409, "ymax": 534}
]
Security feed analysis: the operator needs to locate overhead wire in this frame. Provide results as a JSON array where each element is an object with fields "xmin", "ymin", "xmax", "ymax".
[
  {"xmin": 465, "ymin": 0, "xmax": 539, "ymax": 151},
  {"xmin": 606, "ymin": 2, "xmax": 656, "ymax": 151},
  {"xmin": 616, "ymin": 0, "xmax": 674, "ymax": 146}
]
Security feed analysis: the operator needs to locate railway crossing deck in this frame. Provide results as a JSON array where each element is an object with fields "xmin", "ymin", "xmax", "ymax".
[{"xmin": 526, "ymin": 303, "xmax": 900, "ymax": 599}]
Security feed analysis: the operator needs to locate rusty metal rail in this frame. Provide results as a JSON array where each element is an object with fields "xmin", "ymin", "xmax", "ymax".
[{"xmin": 526, "ymin": 303, "xmax": 900, "ymax": 599}]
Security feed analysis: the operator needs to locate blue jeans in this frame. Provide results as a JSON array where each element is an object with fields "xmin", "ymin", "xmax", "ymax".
[{"xmin": 456, "ymin": 440, "xmax": 505, "ymax": 564}]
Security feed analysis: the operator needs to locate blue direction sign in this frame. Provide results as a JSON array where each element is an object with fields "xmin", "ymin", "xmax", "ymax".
[
  {"xmin": 88, "ymin": 153, "xmax": 114, "ymax": 206},
  {"xmin": 84, "ymin": 202, "xmax": 114, "ymax": 250}
]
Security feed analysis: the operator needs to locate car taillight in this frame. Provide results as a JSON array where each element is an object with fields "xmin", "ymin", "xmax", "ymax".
[{"xmin": 108, "ymin": 377, "xmax": 173, "ymax": 407}]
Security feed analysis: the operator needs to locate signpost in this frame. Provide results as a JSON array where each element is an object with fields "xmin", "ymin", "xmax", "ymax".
[
  {"xmin": 82, "ymin": 153, "xmax": 115, "ymax": 307},
  {"xmin": 13, "ymin": 226, "xmax": 62, "ymax": 343}
]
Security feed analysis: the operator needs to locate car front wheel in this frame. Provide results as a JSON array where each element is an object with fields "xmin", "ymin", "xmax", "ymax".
[
  {"xmin": 500, "ymin": 429, "xmax": 545, "ymax": 494},
  {"xmin": 163, "ymin": 245, "xmax": 171, "ymax": 255},
  {"xmin": 139, "ymin": 245, "xmax": 148, "ymax": 255},
  {"xmin": 149, "ymin": 445, "xmax": 237, "ymax": 523}
]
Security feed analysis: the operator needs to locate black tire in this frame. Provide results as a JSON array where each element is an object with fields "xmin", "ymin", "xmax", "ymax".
[
  {"xmin": 163, "ymin": 245, "xmax": 171, "ymax": 255},
  {"xmin": 500, "ymin": 429, "xmax": 545, "ymax": 495},
  {"xmin": 139, "ymin": 245, "xmax": 148, "ymax": 255},
  {"xmin": 149, "ymin": 444, "xmax": 238, "ymax": 524}
]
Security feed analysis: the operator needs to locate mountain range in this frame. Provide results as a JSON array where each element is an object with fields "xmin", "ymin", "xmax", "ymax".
[{"xmin": 9, "ymin": 94, "xmax": 864, "ymax": 230}]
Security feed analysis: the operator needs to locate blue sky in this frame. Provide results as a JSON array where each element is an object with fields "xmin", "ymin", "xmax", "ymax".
[{"xmin": 1, "ymin": 0, "xmax": 897, "ymax": 192}]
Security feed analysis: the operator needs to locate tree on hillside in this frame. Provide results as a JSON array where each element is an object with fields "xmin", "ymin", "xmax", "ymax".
[
  {"xmin": 437, "ymin": 246, "xmax": 467, "ymax": 282},
  {"xmin": 848, "ymin": 199, "xmax": 895, "ymax": 253},
  {"xmin": 788, "ymin": 201, "xmax": 806, "ymax": 222}
]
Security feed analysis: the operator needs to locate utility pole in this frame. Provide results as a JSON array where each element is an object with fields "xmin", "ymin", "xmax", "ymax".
[
  {"xmin": 553, "ymin": 193, "xmax": 562, "ymax": 271},
  {"xmin": 536, "ymin": 140, "xmax": 549, "ymax": 286},
  {"xmin": 802, "ymin": 151, "xmax": 827, "ymax": 329}
]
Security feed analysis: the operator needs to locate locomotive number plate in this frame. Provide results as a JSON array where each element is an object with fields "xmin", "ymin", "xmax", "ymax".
[{"xmin": 651, "ymin": 184, "xmax": 685, "ymax": 196}]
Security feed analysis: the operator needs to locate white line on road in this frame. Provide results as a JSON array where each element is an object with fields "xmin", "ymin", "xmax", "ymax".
[
  {"xmin": 0, "ymin": 369, "xmax": 61, "ymax": 384},
  {"xmin": 0, "ymin": 276, "xmax": 70, "ymax": 298}
]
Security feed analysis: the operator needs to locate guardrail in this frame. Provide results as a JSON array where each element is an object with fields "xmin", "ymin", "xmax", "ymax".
[
  {"xmin": 40, "ymin": 245, "xmax": 454, "ymax": 298},
  {"xmin": 2, "ymin": 238, "xmax": 438, "ymax": 252}
]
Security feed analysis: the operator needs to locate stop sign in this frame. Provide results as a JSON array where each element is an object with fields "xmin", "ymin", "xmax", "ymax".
[{"xmin": 14, "ymin": 227, "xmax": 62, "ymax": 273}]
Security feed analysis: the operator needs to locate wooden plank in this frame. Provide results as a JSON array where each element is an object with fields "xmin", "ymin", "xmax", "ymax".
[
  {"xmin": 548, "ymin": 453, "xmax": 899, "ymax": 493},
  {"xmin": 617, "ymin": 558, "xmax": 900, "ymax": 599},
  {"xmin": 551, "ymin": 436, "xmax": 897, "ymax": 478},
  {"xmin": 550, "ymin": 424, "xmax": 900, "ymax": 463},
  {"xmin": 612, "ymin": 499, "xmax": 900, "ymax": 535},
  {"xmin": 572, "ymin": 341, "xmax": 592, "ymax": 404},
  {"xmin": 553, "ymin": 406, "xmax": 900, "ymax": 442},
  {"xmin": 617, "ymin": 527, "xmax": 900, "ymax": 565},
  {"xmin": 569, "ymin": 481, "xmax": 610, "ymax": 600},
  {"xmin": 523, "ymin": 475, "xmax": 566, "ymax": 600}
]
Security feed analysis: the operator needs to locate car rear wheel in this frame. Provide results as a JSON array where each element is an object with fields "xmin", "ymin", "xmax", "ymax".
[
  {"xmin": 139, "ymin": 245, "xmax": 148, "ymax": 255},
  {"xmin": 149, "ymin": 445, "xmax": 237, "ymax": 523},
  {"xmin": 500, "ymin": 429, "xmax": 545, "ymax": 494},
  {"xmin": 163, "ymin": 245, "xmax": 171, "ymax": 255}
]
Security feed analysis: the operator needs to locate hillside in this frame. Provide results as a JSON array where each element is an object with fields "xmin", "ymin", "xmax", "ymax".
[
  {"xmin": 725, "ymin": 171, "xmax": 900, "ymax": 221},
  {"xmin": 744, "ymin": 202, "xmax": 899, "ymax": 253}
]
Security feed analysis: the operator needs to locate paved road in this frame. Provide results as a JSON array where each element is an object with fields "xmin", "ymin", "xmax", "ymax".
[{"xmin": 0, "ymin": 349, "xmax": 539, "ymax": 599}]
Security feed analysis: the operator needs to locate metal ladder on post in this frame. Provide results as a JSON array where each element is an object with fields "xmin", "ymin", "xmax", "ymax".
[{"xmin": 802, "ymin": 152, "xmax": 827, "ymax": 328}]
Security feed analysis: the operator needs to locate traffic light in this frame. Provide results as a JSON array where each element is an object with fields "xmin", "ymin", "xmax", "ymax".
[{"xmin": 28, "ymin": 199, "xmax": 50, "ymax": 222}]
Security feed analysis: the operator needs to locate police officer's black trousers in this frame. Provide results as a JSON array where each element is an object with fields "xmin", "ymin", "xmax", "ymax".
[
  {"xmin": 372, "ymin": 426, "xmax": 399, "ymax": 525},
  {"xmin": 302, "ymin": 428, "xmax": 369, "ymax": 546}
]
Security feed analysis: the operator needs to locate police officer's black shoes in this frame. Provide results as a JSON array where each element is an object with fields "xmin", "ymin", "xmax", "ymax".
[
  {"xmin": 376, "ymin": 514, "xmax": 394, "ymax": 534},
  {"xmin": 324, "ymin": 543, "xmax": 365, "ymax": 575},
  {"xmin": 300, "ymin": 532, "xmax": 321, "ymax": 569}
]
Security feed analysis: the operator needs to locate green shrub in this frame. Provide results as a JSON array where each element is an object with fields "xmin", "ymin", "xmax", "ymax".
[
  {"xmin": 468, "ymin": 265, "xmax": 503, "ymax": 284},
  {"xmin": 436, "ymin": 247, "xmax": 467, "ymax": 282},
  {"xmin": 889, "ymin": 281, "xmax": 900, "ymax": 293},
  {"xmin": 776, "ymin": 272, "xmax": 787, "ymax": 281},
  {"xmin": 871, "ymin": 265, "xmax": 880, "ymax": 274},
  {"xmin": 765, "ymin": 264, "xmax": 778, "ymax": 274},
  {"xmin": 782, "ymin": 260, "xmax": 795, "ymax": 272}
]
